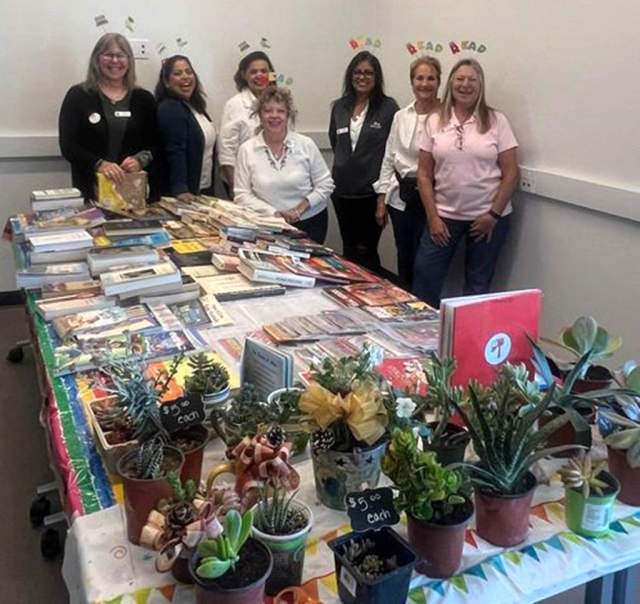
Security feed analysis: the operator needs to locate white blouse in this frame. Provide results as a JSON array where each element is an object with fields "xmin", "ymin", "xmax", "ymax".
[{"xmin": 189, "ymin": 106, "xmax": 217, "ymax": 189}]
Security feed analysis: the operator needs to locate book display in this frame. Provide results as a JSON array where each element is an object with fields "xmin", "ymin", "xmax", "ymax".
[{"xmin": 7, "ymin": 188, "xmax": 637, "ymax": 604}]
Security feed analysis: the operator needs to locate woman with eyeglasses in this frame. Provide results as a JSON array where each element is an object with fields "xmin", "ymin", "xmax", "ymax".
[
  {"xmin": 155, "ymin": 55, "xmax": 216, "ymax": 201},
  {"xmin": 329, "ymin": 51, "xmax": 399, "ymax": 273},
  {"xmin": 413, "ymin": 59, "xmax": 519, "ymax": 307},
  {"xmin": 218, "ymin": 51, "xmax": 275, "ymax": 198},
  {"xmin": 374, "ymin": 56, "xmax": 442, "ymax": 291},
  {"xmin": 59, "ymin": 33, "xmax": 158, "ymax": 201}
]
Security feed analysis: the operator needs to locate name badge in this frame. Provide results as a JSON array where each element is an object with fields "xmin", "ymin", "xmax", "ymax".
[
  {"xmin": 114, "ymin": 111, "xmax": 131, "ymax": 118},
  {"xmin": 370, "ymin": 121, "xmax": 382, "ymax": 130},
  {"xmin": 336, "ymin": 127, "xmax": 348, "ymax": 135},
  {"xmin": 88, "ymin": 112, "xmax": 101, "ymax": 124}
]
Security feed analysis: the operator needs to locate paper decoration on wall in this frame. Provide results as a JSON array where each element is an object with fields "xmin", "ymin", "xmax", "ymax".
[
  {"xmin": 176, "ymin": 37, "xmax": 188, "ymax": 48},
  {"xmin": 405, "ymin": 39, "xmax": 487, "ymax": 57},
  {"xmin": 94, "ymin": 15, "xmax": 108, "ymax": 29},
  {"xmin": 124, "ymin": 16, "xmax": 135, "ymax": 32},
  {"xmin": 348, "ymin": 36, "xmax": 381, "ymax": 51},
  {"xmin": 260, "ymin": 37, "xmax": 271, "ymax": 49},
  {"xmin": 238, "ymin": 41, "xmax": 250, "ymax": 52},
  {"xmin": 156, "ymin": 42, "xmax": 167, "ymax": 55},
  {"xmin": 276, "ymin": 73, "xmax": 294, "ymax": 87}
]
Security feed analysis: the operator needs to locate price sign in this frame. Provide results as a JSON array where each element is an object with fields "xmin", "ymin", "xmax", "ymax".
[
  {"xmin": 346, "ymin": 487, "xmax": 399, "ymax": 532},
  {"xmin": 160, "ymin": 394, "xmax": 206, "ymax": 433}
]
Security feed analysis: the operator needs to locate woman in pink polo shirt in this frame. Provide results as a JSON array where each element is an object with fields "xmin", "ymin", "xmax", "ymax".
[{"xmin": 414, "ymin": 58, "xmax": 519, "ymax": 307}]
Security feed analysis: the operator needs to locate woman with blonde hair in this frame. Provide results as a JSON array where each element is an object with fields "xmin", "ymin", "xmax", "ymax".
[
  {"xmin": 59, "ymin": 33, "xmax": 158, "ymax": 201},
  {"xmin": 374, "ymin": 56, "xmax": 442, "ymax": 290},
  {"xmin": 235, "ymin": 87, "xmax": 334, "ymax": 243},
  {"xmin": 413, "ymin": 58, "xmax": 519, "ymax": 307}
]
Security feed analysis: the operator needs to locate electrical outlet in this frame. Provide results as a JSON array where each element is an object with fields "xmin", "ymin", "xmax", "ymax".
[
  {"xmin": 520, "ymin": 168, "xmax": 537, "ymax": 194},
  {"xmin": 130, "ymin": 39, "xmax": 150, "ymax": 60}
]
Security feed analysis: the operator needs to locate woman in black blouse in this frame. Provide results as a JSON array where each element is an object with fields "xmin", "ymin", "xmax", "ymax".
[{"xmin": 59, "ymin": 33, "xmax": 158, "ymax": 200}]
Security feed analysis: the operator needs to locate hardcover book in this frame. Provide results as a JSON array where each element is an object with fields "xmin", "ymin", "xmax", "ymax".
[{"xmin": 96, "ymin": 171, "xmax": 147, "ymax": 215}]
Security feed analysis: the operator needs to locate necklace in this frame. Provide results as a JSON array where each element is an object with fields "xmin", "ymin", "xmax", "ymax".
[{"xmin": 264, "ymin": 144, "xmax": 288, "ymax": 171}]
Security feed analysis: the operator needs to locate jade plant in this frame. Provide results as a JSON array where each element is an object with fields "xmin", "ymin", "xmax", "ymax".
[
  {"xmin": 196, "ymin": 509, "xmax": 254, "ymax": 579},
  {"xmin": 542, "ymin": 316, "xmax": 622, "ymax": 378},
  {"xmin": 184, "ymin": 353, "xmax": 230, "ymax": 396},
  {"xmin": 381, "ymin": 429, "xmax": 465, "ymax": 522},
  {"xmin": 558, "ymin": 453, "xmax": 609, "ymax": 498}
]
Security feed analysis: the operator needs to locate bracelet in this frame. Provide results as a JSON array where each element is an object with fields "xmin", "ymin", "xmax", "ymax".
[{"xmin": 488, "ymin": 209, "xmax": 502, "ymax": 221}]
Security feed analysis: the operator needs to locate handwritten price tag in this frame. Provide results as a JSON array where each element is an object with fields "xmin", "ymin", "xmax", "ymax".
[
  {"xmin": 160, "ymin": 394, "xmax": 205, "ymax": 433},
  {"xmin": 346, "ymin": 487, "xmax": 399, "ymax": 532}
]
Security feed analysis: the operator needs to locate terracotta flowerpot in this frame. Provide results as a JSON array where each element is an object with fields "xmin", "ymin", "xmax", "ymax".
[
  {"xmin": 252, "ymin": 500, "xmax": 314, "ymax": 596},
  {"xmin": 422, "ymin": 422, "xmax": 470, "ymax": 467},
  {"xmin": 607, "ymin": 446, "xmax": 640, "ymax": 506},
  {"xmin": 117, "ymin": 445, "xmax": 184, "ymax": 545},
  {"xmin": 474, "ymin": 471, "xmax": 537, "ymax": 547},
  {"xmin": 407, "ymin": 496, "xmax": 473, "ymax": 578},
  {"xmin": 572, "ymin": 365, "xmax": 613, "ymax": 394},
  {"xmin": 189, "ymin": 538, "xmax": 273, "ymax": 604},
  {"xmin": 311, "ymin": 440, "xmax": 387, "ymax": 510},
  {"xmin": 564, "ymin": 471, "xmax": 620, "ymax": 537},
  {"xmin": 171, "ymin": 424, "xmax": 209, "ymax": 486},
  {"xmin": 540, "ymin": 408, "xmax": 594, "ymax": 458}
]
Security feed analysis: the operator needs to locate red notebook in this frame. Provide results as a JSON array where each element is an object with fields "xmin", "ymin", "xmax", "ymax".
[{"xmin": 439, "ymin": 289, "xmax": 542, "ymax": 388}]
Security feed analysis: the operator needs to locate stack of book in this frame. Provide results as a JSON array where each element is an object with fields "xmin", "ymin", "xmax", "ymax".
[
  {"xmin": 35, "ymin": 279, "xmax": 115, "ymax": 320},
  {"xmin": 30, "ymin": 188, "xmax": 84, "ymax": 212},
  {"xmin": 87, "ymin": 245, "xmax": 160, "ymax": 276},
  {"xmin": 16, "ymin": 262, "xmax": 91, "ymax": 289},
  {"xmin": 238, "ymin": 249, "xmax": 315, "ymax": 288},
  {"xmin": 99, "ymin": 261, "xmax": 182, "ymax": 297}
]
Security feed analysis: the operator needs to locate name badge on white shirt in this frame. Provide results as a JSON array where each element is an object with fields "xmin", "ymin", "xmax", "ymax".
[
  {"xmin": 336, "ymin": 127, "xmax": 349, "ymax": 135},
  {"xmin": 114, "ymin": 111, "xmax": 131, "ymax": 118}
]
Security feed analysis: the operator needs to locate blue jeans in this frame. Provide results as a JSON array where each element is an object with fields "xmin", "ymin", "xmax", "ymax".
[
  {"xmin": 389, "ymin": 203, "xmax": 426, "ymax": 291},
  {"xmin": 412, "ymin": 215, "xmax": 511, "ymax": 308}
]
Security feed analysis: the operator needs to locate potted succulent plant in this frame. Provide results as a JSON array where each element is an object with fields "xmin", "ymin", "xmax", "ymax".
[
  {"xmin": 382, "ymin": 429, "xmax": 472, "ymax": 578},
  {"xmin": 541, "ymin": 316, "xmax": 621, "ymax": 392},
  {"xmin": 185, "ymin": 353, "xmax": 231, "ymax": 411},
  {"xmin": 109, "ymin": 357, "xmax": 185, "ymax": 545},
  {"xmin": 328, "ymin": 527, "xmax": 418, "ymax": 604},
  {"xmin": 598, "ymin": 361, "xmax": 640, "ymax": 505},
  {"xmin": 559, "ymin": 452, "xmax": 620, "ymax": 538},
  {"xmin": 189, "ymin": 509, "xmax": 273, "ymax": 604},
  {"xmin": 299, "ymin": 347, "xmax": 389, "ymax": 510},
  {"xmin": 419, "ymin": 357, "xmax": 471, "ymax": 466},
  {"xmin": 449, "ymin": 362, "xmax": 578, "ymax": 547},
  {"xmin": 252, "ymin": 484, "xmax": 314, "ymax": 596},
  {"xmin": 139, "ymin": 470, "xmax": 216, "ymax": 584}
]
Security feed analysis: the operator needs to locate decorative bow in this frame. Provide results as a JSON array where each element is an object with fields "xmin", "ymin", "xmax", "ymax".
[
  {"xmin": 227, "ymin": 434, "xmax": 300, "ymax": 494},
  {"xmin": 299, "ymin": 383, "xmax": 388, "ymax": 446},
  {"xmin": 140, "ymin": 499, "xmax": 223, "ymax": 572}
]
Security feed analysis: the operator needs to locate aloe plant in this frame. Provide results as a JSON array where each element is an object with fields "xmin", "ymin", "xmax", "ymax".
[
  {"xmin": 196, "ymin": 510, "xmax": 254, "ymax": 579},
  {"xmin": 542, "ymin": 316, "xmax": 622, "ymax": 378},
  {"xmin": 253, "ymin": 486, "xmax": 308, "ymax": 536},
  {"xmin": 558, "ymin": 453, "xmax": 609, "ymax": 498},
  {"xmin": 449, "ymin": 363, "xmax": 579, "ymax": 495}
]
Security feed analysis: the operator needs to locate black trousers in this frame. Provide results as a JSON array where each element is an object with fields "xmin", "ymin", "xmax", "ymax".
[
  {"xmin": 294, "ymin": 208, "xmax": 328, "ymax": 244},
  {"xmin": 332, "ymin": 194, "xmax": 382, "ymax": 273},
  {"xmin": 389, "ymin": 202, "xmax": 426, "ymax": 291}
]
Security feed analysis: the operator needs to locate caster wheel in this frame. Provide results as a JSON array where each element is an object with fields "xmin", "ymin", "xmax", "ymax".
[
  {"xmin": 30, "ymin": 496, "xmax": 51, "ymax": 528},
  {"xmin": 41, "ymin": 528, "xmax": 61, "ymax": 561},
  {"xmin": 6, "ymin": 346, "xmax": 24, "ymax": 363}
]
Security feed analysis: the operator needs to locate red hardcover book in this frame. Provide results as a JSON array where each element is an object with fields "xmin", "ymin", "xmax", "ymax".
[{"xmin": 439, "ymin": 289, "xmax": 542, "ymax": 388}]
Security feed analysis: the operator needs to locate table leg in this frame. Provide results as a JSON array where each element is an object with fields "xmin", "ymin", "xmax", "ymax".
[{"xmin": 585, "ymin": 573, "xmax": 615, "ymax": 604}]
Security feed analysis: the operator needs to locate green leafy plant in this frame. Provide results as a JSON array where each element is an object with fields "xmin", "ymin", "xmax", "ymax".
[
  {"xmin": 196, "ymin": 509, "xmax": 254, "ymax": 579},
  {"xmin": 381, "ymin": 429, "xmax": 464, "ymax": 522},
  {"xmin": 310, "ymin": 345, "xmax": 378, "ymax": 396},
  {"xmin": 106, "ymin": 354, "xmax": 183, "ymax": 479},
  {"xmin": 342, "ymin": 537, "xmax": 398, "ymax": 581},
  {"xmin": 448, "ymin": 362, "xmax": 579, "ymax": 495},
  {"xmin": 542, "ymin": 316, "xmax": 622, "ymax": 378},
  {"xmin": 558, "ymin": 453, "xmax": 609, "ymax": 498},
  {"xmin": 253, "ymin": 486, "xmax": 308, "ymax": 536},
  {"xmin": 184, "ymin": 353, "xmax": 230, "ymax": 395}
]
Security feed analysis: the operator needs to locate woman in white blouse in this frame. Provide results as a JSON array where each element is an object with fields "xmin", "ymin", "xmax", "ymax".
[
  {"xmin": 234, "ymin": 87, "xmax": 334, "ymax": 243},
  {"xmin": 374, "ymin": 56, "xmax": 441, "ymax": 290},
  {"xmin": 218, "ymin": 51, "xmax": 275, "ymax": 197}
]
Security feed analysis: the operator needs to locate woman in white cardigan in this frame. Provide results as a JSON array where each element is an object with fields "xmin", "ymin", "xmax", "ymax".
[
  {"xmin": 374, "ymin": 56, "xmax": 442, "ymax": 290},
  {"xmin": 234, "ymin": 87, "xmax": 334, "ymax": 243}
]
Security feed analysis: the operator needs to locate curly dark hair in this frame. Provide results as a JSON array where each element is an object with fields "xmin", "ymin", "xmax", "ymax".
[{"xmin": 155, "ymin": 55, "xmax": 207, "ymax": 114}]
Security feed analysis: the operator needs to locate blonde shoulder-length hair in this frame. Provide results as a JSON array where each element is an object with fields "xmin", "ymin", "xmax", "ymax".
[
  {"xmin": 84, "ymin": 33, "xmax": 136, "ymax": 92},
  {"xmin": 439, "ymin": 58, "xmax": 493, "ymax": 134}
]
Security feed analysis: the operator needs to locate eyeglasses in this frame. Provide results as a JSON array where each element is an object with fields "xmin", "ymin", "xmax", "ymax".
[
  {"xmin": 353, "ymin": 69, "xmax": 375, "ymax": 79},
  {"xmin": 455, "ymin": 125, "xmax": 465, "ymax": 151},
  {"xmin": 101, "ymin": 52, "xmax": 129, "ymax": 62}
]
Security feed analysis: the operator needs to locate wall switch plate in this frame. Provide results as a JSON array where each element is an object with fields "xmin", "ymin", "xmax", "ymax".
[
  {"xmin": 130, "ymin": 39, "xmax": 150, "ymax": 60},
  {"xmin": 520, "ymin": 168, "xmax": 537, "ymax": 194}
]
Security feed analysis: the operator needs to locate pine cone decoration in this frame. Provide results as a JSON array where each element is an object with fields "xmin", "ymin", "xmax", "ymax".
[
  {"xmin": 266, "ymin": 426, "xmax": 286, "ymax": 449},
  {"xmin": 311, "ymin": 428, "xmax": 335, "ymax": 452}
]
